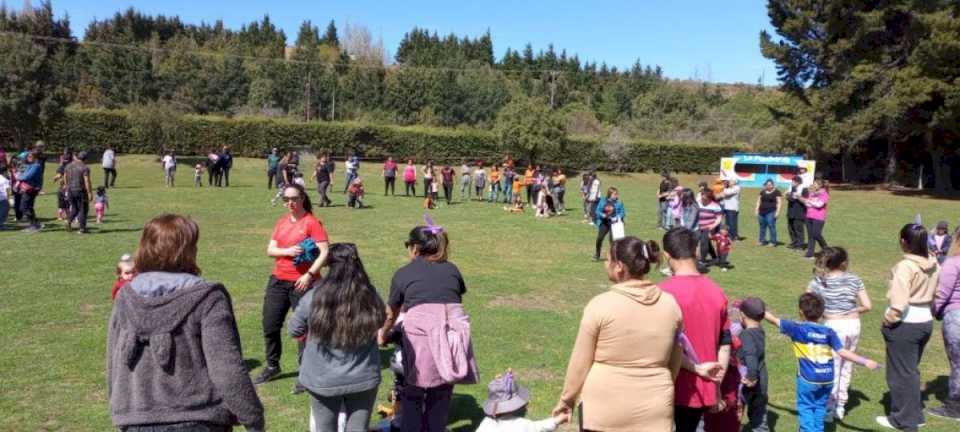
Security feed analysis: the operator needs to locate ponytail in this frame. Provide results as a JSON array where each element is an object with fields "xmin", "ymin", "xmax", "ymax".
[{"xmin": 611, "ymin": 236, "xmax": 661, "ymax": 278}]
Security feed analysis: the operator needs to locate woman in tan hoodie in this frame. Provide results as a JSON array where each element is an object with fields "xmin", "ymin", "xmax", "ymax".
[
  {"xmin": 552, "ymin": 236, "xmax": 718, "ymax": 431},
  {"xmin": 877, "ymin": 224, "xmax": 940, "ymax": 431}
]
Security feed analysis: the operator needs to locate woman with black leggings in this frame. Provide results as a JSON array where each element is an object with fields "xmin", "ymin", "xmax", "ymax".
[
  {"xmin": 800, "ymin": 179, "xmax": 830, "ymax": 258},
  {"xmin": 592, "ymin": 187, "xmax": 625, "ymax": 261}
]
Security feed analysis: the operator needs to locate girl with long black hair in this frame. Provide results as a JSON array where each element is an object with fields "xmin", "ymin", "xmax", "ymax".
[{"xmin": 289, "ymin": 243, "xmax": 386, "ymax": 431}]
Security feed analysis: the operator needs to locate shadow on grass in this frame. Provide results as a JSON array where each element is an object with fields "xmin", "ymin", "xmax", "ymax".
[
  {"xmin": 448, "ymin": 393, "xmax": 484, "ymax": 432},
  {"xmin": 889, "ymin": 189, "xmax": 960, "ymax": 201},
  {"xmin": 94, "ymin": 227, "xmax": 145, "ymax": 234},
  {"xmin": 922, "ymin": 375, "xmax": 950, "ymax": 404},
  {"xmin": 243, "ymin": 359, "xmax": 262, "ymax": 373}
]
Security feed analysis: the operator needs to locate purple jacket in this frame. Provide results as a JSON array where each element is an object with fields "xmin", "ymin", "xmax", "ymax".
[
  {"xmin": 402, "ymin": 303, "xmax": 479, "ymax": 388},
  {"xmin": 936, "ymin": 256, "xmax": 960, "ymax": 317}
]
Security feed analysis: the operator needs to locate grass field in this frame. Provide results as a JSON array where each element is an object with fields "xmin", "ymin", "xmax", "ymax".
[{"xmin": 1, "ymin": 155, "xmax": 957, "ymax": 432}]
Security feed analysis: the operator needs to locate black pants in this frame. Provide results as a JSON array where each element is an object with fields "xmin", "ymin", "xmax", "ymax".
[
  {"xmin": 527, "ymin": 185, "xmax": 536, "ymax": 204},
  {"xmin": 423, "ymin": 178, "xmax": 432, "ymax": 198},
  {"xmin": 443, "ymin": 183, "xmax": 453, "ymax": 203},
  {"xmin": 103, "ymin": 168, "xmax": 117, "ymax": 188},
  {"xmin": 743, "ymin": 384, "xmax": 769, "ymax": 431},
  {"xmin": 207, "ymin": 168, "xmax": 215, "ymax": 186},
  {"xmin": 805, "ymin": 219, "xmax": 827, "ymax": 257},
  {"xmin": 262, "ymin": 276, "xmax": 306, "ymax": 368},
  {"xmin": 20, "ymin": 189, "xmax": 39, "ymax": 228},
  {"xmin": 699, "ymin": 229, "xmax": 717, "ymax": 262},
  {"xmin": 674, "ymin": 406, "xmax": 706, "ymax": 432},
  {"xmin": 13, "ymin": 191, "xmax": 23, "ymax": 220},
  {"xmin": 267, "ymin": 169, "xmax": 276, "ymax": 189},
  {"xmin": 67, "ymin": 190, "xmax": 89, "ymax": 231},
  {"xmin": 222, "ymin": 167, "xmax": 230, "ymax": 187},
  {"xmin": 405, "ymin": 181, "xmax": 416, "ymax": 196},
  {"xmin": 788, "ymin": 217, "xmax": 806, "ymax": 247},
  {"xmin": 723, "ymin": 210, "xmax": 739, "ymax": 239},
  {"xmin": 385, "ymin": 176, "xmax": 396, "ymax": 195},
  {"xmin": 317, "ymin": 181, "xmax": 331, "ymax": 206},
  {"xmin": 400, "ymin": 383, "xmax": 453, "ymax": 432},
  {"xmin": 595, "ymin": 220, "xmax": 612, "ymax": 259},
  {"xmin": 122, "ymin": 422, "xmax": 231, "ymax": 432},
  {"xmin": 883, "ymin": 321, "xmax": 933, "ymax": 431}
]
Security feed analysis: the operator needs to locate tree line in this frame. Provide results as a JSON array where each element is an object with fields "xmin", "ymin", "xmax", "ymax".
[{"xmin": 2, "ymin": 1, "xmax": 955, "ymax": 190}]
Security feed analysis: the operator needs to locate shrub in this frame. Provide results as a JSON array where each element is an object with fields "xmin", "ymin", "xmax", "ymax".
[{"xmin": 8, "ymin": 108, "xmax": 743, "ymax": 173}]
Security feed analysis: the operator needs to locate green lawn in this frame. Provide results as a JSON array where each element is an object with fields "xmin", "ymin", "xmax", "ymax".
[{"xmin": 1, "ymin": 155, "xmax": 956, "ymax": 431}]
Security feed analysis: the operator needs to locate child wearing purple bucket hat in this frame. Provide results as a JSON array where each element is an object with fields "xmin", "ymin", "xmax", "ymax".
[{"xmin": 477, "ymin": 370, "xmax": 569, "ymax": 432}]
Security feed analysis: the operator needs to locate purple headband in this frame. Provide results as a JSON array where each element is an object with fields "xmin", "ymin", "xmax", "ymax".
[{"xmin": 422, "ymin": 213, "xmax": 444, "ymax": 235}]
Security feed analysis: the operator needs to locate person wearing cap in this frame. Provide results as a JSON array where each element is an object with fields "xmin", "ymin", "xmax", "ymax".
[
  {"xmin": 737, "ymin": 297, "xmax": 770, "ymax": 432},
  {"xmin": 477, "ymin": 370, "xmax": 568, "ymax": 432},
  {"xmin": 63, "ymin": 150, "xmax": 93, "ymax": 234},
  {"xmin": 267, "ymin": 148, "xmax": 281, "ymax": 189},
  {"xmin": 930, "ymin": 221, "xmax": 952, "ymax": 264}
]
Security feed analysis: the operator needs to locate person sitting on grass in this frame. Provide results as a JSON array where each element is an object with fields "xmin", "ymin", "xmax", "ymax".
[
  {"xmin": 477, "ymin": 370, "xmax": 569, "ymax": 432},
  {"xmin": 763, "ymin": 292, "xmax": 879, "ymax": 432}
]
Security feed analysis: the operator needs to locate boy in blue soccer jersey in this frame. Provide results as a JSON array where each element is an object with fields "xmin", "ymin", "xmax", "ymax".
[{"xmin": 765, "ymin": 293, "xmax": 880, "ymax": 432}]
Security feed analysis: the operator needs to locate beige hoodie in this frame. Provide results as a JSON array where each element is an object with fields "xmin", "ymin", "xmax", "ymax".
[{"xmin": 884, "ymin": 254, "xmax": 940, "ymax": 324}]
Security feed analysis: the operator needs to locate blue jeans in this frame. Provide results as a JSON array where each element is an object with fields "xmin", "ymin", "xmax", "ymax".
[
  {"xmin": 797, "ymin": 378, "xmax": 832, "ymax": 432},
  {"xmin": 758, "ymin": 212, "xmax": 778, "ymax": 244},
  {"xmin": 489, "ymin": 182, "xmax": 501, "ymax": 202},
  {"xmin": 344, "ymin": 172, "xmax": 357, "ymax": 193},
  {"xmin": 502, "ymin": 181, "xmax": 513, "ymax": 202}
]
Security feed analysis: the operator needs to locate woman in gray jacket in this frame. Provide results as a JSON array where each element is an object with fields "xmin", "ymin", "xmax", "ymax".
[
  {"xmin": 289, "ymin": 243, "xmax": 386, "ymax": 431},
  {"xmin": 107, "ymin": 214, "xmax": 264, "ymax": 432}
]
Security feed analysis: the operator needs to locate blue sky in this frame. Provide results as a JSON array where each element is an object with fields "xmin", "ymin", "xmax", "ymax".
[{"xmin": 39, "ymin": 0, "xmax": 778, "ymax": 84}]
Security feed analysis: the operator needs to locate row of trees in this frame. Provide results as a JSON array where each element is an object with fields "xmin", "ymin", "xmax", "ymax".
[
  {"xmin": 761, "ymin": 0, "xmax": 960, "ymax": 191},
  {"xmin": 1, "ymin": 2, "xmax": 783, "ymax": 158}
]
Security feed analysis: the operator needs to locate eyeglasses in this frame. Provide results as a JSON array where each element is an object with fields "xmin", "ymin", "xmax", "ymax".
[{"xmin": 282, "ymin": 196, "xmax": 302, "ymax": 203}]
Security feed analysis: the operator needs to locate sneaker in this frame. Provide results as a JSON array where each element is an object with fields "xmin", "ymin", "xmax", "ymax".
[
  {"xmin": 77, "ymin": 229, "xmax": 89, "ymax": 235},
  {"xmin": 291, "ymin": 381, "xmax": 306, "ymax": 395},
  {"xmin": 253, "ymin": 366, "xmax": 281, "ymax": 385},
  {"xmin": 876, "ymin": 416, "xmax": 895, "ymax": 429},
  {"xmin": 835, "ymin": 406, "xmax": 845, "ymax": 420},
  {"xmin": 928, "ymin": 406, "xmax": 960, "ymax": 421}
]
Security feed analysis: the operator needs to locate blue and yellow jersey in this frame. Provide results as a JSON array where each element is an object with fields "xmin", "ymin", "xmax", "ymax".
[{"xmin": 779, "ymin": 319, "xmax": 843, "ymax": 384}]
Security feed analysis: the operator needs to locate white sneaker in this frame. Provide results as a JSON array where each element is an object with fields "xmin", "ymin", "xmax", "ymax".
[
  {"xmin": 835, "ymin": 407, "xmax": 845, "ymax": 420},
  {"xmin": 876, "ymin": 416, "xmax": 895, "ymax": 429}
]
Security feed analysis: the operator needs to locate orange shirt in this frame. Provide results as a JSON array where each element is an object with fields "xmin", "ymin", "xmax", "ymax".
[
  {"xmin": 524, "ymin": 169, "xmax": 535, "ymax": 185},
  {"xmin": 271, "ymin": 213, "xmax": 328, "ymax": 281},
  {"xmin": 490, "ymin": 170, "xmax": 501, "ymax": 182},
  {"xmin": 512, "ymin": 178, "xmax": 524, "ymax": 191}
]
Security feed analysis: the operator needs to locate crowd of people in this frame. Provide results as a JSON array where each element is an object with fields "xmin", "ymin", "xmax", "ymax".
[
  {"xmin": 104, "ymin": 194, "xmax": 960, "ymax": 431},
  {"xmin": 4, "ymin": 144, "xmax": 960, "ymax": 431},
  {"xmin": 652, "ymin": 172, "xmax": 834, "ymax": 274}
]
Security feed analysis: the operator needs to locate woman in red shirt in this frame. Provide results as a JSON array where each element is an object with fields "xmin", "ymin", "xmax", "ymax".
[{"xmin": 254, "ymin": 184, "xmax": 330, "ymax": 390}]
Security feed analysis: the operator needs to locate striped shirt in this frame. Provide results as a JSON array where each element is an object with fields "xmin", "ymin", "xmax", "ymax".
[
  {"xmin": 697, "ymin": 202, "xmax": 723, "ymax": 231},
  {"xmin": 807, "ymin": 272, "xmax": 865, "ymax": 315}
]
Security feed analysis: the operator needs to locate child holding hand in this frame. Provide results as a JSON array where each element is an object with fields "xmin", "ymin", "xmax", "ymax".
[
  {"xmin": 765, "ymin": 293, "xmax": 879, "ymax": 432},
  {"xmin": 477, "ymin": 370, "xmax": 569, "ymax": 432}
]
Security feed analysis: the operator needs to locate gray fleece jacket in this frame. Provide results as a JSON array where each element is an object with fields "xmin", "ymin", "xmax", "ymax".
[
  {"xmin": 107, "ymin": 272, "xmax": 265, "ymax": 431},
  {"xmin": 288, "ymin": 288, "xmax": 382, "ymax": 396}
]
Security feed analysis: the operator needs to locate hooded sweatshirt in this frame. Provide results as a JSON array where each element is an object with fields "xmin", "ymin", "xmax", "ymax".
[
  {"xmin": 884, "ymin": 254, "xmax": 940, "ymax": 324},
  {"xmin": 560, "ymin": 279, "xmax": 683, "ymax": 407},
  {"xmin": 107, "ymin": 272, "xmax": 264, "ymax": 430}
]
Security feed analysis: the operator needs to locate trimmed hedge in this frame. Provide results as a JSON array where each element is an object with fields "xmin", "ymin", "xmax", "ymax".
[{"xmin": 16, "ymin": 109, "xmax": 744, "ymax": 174}]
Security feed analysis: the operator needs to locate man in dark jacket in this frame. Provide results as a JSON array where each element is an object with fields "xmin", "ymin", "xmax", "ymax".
[{"xmin": 786, "ymin": 176, "xmax": 808, "ymax": 250}]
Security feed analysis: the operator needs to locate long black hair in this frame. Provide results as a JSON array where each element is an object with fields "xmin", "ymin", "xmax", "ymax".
[{"xmin": 308, "ymin": 243, "xmax": 386, "ymax": 350}]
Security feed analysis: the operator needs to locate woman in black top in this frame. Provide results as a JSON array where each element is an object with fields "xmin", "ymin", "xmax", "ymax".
[
  {"xmin": 378, "ymin": 224, "xmax": 477, "ymax": 432},
  {"xmin": 314, "ymin": 155, "xmax": 333, "ymax": 207},
  {"xmin": 754, "ymin": 179, "xmax": 782, "ymax": 247}
]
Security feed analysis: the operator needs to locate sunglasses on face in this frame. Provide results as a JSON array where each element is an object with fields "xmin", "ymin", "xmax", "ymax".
[{"xmin": 282, "ymin": 195, "xmax": 302, "ymax": 203}]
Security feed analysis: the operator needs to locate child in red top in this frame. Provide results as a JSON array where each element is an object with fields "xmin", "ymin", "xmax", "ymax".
[
  {"xmin": 712, "ymin": 225, "xmax": 734, "ymax": 271},
  {"xmin": 348, "ymin": 176, "xmax": 365, "ymax": 208},
  {"xmin": 111, "ymin": 254, "xmax": 135, "ymax": 300}
]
